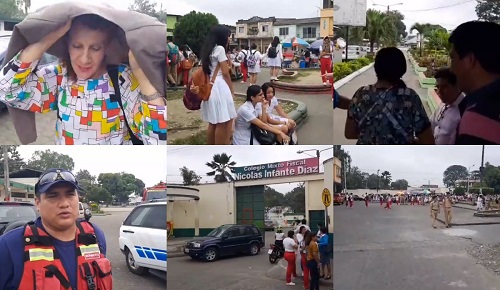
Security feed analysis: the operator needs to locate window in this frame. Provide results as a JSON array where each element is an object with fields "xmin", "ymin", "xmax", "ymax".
[
  {"xmin": 251, "ymin": 227, "xmax": 260, "ymax": 234},
  {"xmin": 125, "ymin": 205, "xmax": 166, "ymax": 229},
  {"xmin": 226, "ymin": 227, "xmax": 243, "ymax": 237},
  {"xmin": 279, "ymin": 27, "xmax": 289, "ymax": 36},
  {"xmin": 262, "ymin": 25, "xmax": 269, "ymax": 32},
  {"xmin": 239, "ymin": 27, "xmax": 244, "ymax": 33},
  {"xmin": 244, "ymin": 226, "xmax": 255, "ymax": 236},
  {"xmin": 303, "ymin": 27, "xmax": 317, "ymax": 38},
  {"xmin": 323, "ymin": 20, "xmax": 326, "ymax": 29}
]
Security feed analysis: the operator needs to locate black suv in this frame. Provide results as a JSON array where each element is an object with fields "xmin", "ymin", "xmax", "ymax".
[
  {"xmin": 184, "ymin": 224, "xmax": 264, "ymax": 262},
  {"xmin": 0, "ymin": 202, "xmax": 39, "ymax": 235}
]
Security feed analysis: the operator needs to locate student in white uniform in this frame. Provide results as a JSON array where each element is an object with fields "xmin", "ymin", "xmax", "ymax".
[
  {"xmin": 283, "ymin": 230, "xmax": 298, "ymax": 286},
  {"xmin": 258, "ymin": 82, "xmax": 297, "ymax": 132},
  {"xmin": 233, "ymin": 85, "xmax": 290, "ymax": 145},
  {"xmin": 247, "ymin": 43, "xmax": 263, "ymax": 85},
  {"xmin": 198, "ymin": 25, "xmax": 237, "ymax": 145},
  {"xmin": 266, "ymin": 36, "xmax": 283, "ymax": 81}
]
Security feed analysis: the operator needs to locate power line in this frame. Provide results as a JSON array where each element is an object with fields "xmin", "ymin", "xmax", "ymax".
[{"xmin": 399, "ymin": 0, "xmax": 476, "ymax": 12}]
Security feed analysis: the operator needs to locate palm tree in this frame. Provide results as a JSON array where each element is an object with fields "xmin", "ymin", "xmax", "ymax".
[
  {"xmin": 381, "ymin": 171, "xmax": 392, "ymax": 189},
  {"xmin": 365, "ymin": 9, "xmax": 396, "ymax": 52},
  {"xmin": 206, "ymin": 153, "xmax": 237, "ymax": 183}
]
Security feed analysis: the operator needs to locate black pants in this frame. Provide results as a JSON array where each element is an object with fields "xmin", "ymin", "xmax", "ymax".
[{"xmin": 307, "ymin": 260, "xmax": 320, "ymax": 290}]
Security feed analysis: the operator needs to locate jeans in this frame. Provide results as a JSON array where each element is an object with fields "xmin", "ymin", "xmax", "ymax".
[{"xmin": 307, "ymin": 260, "xmax": 320, "ymax": 290}]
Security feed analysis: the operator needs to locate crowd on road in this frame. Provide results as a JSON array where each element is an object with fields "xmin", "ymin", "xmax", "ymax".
[
  {"xmin": 274, "ymin": 220, "xmax": 332, "ymax": 289},
  {"xmin": 334, "ymin": 20, "xmax": 500, "ymax": 145}
]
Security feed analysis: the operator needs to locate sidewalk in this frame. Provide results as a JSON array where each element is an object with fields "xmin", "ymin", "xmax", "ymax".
[
  {"xmin": 333, "ymin": 48, "xmax": 431, "ymax": 145},
  {"xmin": 233, "ymin": 68, "xmax": 333, "ymax": 145}
]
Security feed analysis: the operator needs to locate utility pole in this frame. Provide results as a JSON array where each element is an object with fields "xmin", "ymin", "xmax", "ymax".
[
  {"xmin": 373, "ymin": 2, "xmax": 403, "ymax": 13},
  {"xmin": 480, "ymin": 146, "xmax": 485, "ymax": 195},
  {"xmin": 2, "ymin": 146, "xmax": 10, "ymax": 201},
  {"xmin": 377, "ymin": 169, "xmax": 380, "ymax": 195},
  {"xmin": 467, "ymin": 165, "xmax": 475, "ymax": 196},
  {"xmin": 343, "ymin": 159, "xmax": 347, "ymax": 194}
]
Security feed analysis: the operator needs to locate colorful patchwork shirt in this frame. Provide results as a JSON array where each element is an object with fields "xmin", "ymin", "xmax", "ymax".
[{"xmin": 0, "ymin": 52, "xmax": 167, "ymax": 145}]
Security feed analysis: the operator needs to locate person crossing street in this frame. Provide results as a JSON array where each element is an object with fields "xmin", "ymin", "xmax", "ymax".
[
  {"xmin": 430, "ymin": 196, "xmax": 440, "ymax": 228},
  {"xmin": 443, "ymin": 193, "xmax": 453, "ymax": 228}
]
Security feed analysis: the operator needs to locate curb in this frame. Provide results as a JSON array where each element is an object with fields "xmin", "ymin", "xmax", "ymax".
[
  {"xmin": 271, "ymin": 81, "xmax": 333, "ymax": 93},
  {"xmin": 334, "ymin": 62, "xmax": 375, "ymax": 89},
  {"xmin": 235, "ymin": 92, "xmax": 308, "ymax": 128},
  {"xmin": 436, "ymin": 217, "xmax": 500, "ymax": 226}
]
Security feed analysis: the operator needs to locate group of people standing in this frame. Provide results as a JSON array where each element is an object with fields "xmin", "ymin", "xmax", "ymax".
[
  {"xmin": 275, "ymin": 220, "xmax": 332, "ymax": 289},
  {"xmin": 334, "ymin": 20, "xmax": 500, "ymax": 145}
]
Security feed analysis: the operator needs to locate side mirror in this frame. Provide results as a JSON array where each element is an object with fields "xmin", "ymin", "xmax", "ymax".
[{"xmin": 84, "ymin": 208, "xmax": 92, "ymax": 221}]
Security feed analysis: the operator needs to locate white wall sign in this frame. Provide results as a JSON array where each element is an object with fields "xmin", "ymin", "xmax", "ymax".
[{"xmin": 334, "ymin": 0, "xmax": 368, "ymax": 27}]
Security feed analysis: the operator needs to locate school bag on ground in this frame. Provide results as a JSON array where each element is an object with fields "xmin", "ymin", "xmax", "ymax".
[
  {"xmin": 247, "ymin": 50, "xmax": 258, "ymax": 68},
  {"xmin": 183, "ymin": 64, "xmax": 220, "ymax": 110},
  {"xmin": 268, "ymin": 45, "xmax": 278, "ymax": 58}
]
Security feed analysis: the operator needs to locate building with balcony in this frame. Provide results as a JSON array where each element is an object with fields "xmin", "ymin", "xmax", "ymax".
[
  {"xmin": 274, "ymin": 18, "xmax": 320, "ymax": 42},
  {"xmin": 236, "ymin": 16, "xmax": 276, "ymax": 52},
  {"xmin": 320, "ymin": 0, "xmax": 333, "ymax": 38},
  {"xmin": 223, "ymin": 24, "xmax": 239, "ymax": 50},
  {"xmin": 167, "ymin": 14, "xmax": 181, "ymax": 37}
]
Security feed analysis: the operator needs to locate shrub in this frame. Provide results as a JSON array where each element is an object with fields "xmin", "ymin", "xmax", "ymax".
[
  {"xmin": 90, "ymin": 203, "xmax": 99, "ymax": 212},
  {"xmin": 334, "ymin": 57, "xmax": 373, "ymax": 81}
]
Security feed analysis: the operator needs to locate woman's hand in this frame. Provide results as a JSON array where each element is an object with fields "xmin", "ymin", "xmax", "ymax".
[
  {"xmin": 288, "ymin": 119, "xmax": 297, "ymax": 128},
  {"xmin": 280, "ymin": 132, "xmax": 290, "ymax": 144},
  {"xmin": 21, "ymin": 20, "xmax": 72, "ymax": 63},
  {"xmin": 322, "ymin": 72, "xmax": 333, "ymax": 79}
]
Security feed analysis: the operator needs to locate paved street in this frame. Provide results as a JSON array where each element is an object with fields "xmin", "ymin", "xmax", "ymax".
[
  {"xmin": 167, "ymin": 230, "xmax": 333, "ymax": 290},
  {"xmin": 0, "ymin": 109, "xmax": 55, "ymax": 144},
  {"xmin": 233, "ymin": 68, "xmax": 333, "ymax": 145},
  {"xmin": 334, "ymin": 202, "xmax": 500, "ymax": 290},
  {"xmin": 91, "ymin": 208, "xmax": 166, "ymax": 290},
  {"xmin": 333, "ymin": 48, "xmax": 431, "ymax": 145}
]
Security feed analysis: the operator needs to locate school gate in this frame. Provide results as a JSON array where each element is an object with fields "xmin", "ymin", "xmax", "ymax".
[{"xmin": 168, "ymin": 157, "xmax": 334, "ymax": 245}]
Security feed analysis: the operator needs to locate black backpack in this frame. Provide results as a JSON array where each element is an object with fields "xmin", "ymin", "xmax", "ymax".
[{"xmin": 268, "ymin": 45, "xmax": 278, "ymax": 58}]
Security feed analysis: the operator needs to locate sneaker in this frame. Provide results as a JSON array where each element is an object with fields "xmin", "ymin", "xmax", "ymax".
[
  {"xmin": 286, "ymin": 282, "xmax": 296, "ymax": 286},
  {"xmin": 323, "ymin": 82, "xmax": 327, "ymax": 85},
  {"xmin": 240, "ymin": 81, "xmax": 246, "ymax": 83}
]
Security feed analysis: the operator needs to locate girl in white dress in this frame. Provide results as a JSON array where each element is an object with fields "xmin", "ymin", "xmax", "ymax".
[
  {"xmin": 247, "ymin": 43, "xmax": 263, "ymax": 85},
  {"xmin": 233, "ymin": 85, "xmax": 290, "ymax": 145},
  {"xmin": 259, "ymin": 82, "xmax": 297, "ymax": 132},
  {"xmin": 266, "ymin": 36, "xmax": 283, "ymax": 81},
  {"xmin": 199, "ymin": 25, "xmax": 237, "ymax": 144}
]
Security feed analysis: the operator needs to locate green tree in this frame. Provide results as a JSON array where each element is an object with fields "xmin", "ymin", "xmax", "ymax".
[
  {"xmin": 380, "ymin": 171, "xmax": 392, "ymax": 189},
  {"xmin": 0, "ymin": 145, "xmax": 26, "ymax": 176},
  {"xmin": 135, "ymin": 178, "xmax": 146, "ymax": 196},
  {"xmin": 128, "ymin": 0, "xmax": 156, "ymax": 15},
  {"xmin": 426, "ymin": 29, "xmax": 451, "ymax": 51},
  {"xmin": 454, "ymin": 187, "xmax": 466, "ymax": 195},
  {"xmin": 0, "ymin": 0, "xmax": 25, "ymax": 19},
  {"xmin": 85, "ymin": 185, "xmax": 112, "ymax": 204},
  {"xmin": 206, "ymin": 153, "xmax": 236, "ymax": 183},
  {"xmin": 386, "ymin": 10, "xmax": 407, "ymax": 39},
  {"xmin": 476, "ymin": 0, "xmax": 500, "ymax": 23},
  {"xmin": 283, "ymin": 183, "xmax": 305, "ymax": 213},
  {"xmin": 173, "ymin": 11, "xmax": 219, "ymax": 56},
  {"xmin": 179, "ymin": 166, "xmax": 201, "ymax": 185},
  {"xmin": 264, "ymin": 186, "xmax": 285, "ymax": 208},
  {"xmin": 391, "ymin": 179, "xmax": 409, "ymax": 190},
  {"xmin": 483, "ymin": 162, "xmax": 500, "ymax": 193},
  {"xmin": 346, "ymin": 166, "xmax": 365, "ymax": 189},
  {"xmin": 365, "ymin": 9, "xmax": 396, "ymax": 52},
  {"xmin": 97, "ymin": 173, "xmax": 142, "ymax": 202},
  {"xmin": 74, "ymin": 169, "xmax": 95, "ymax": 192},
  {"xmin": 27, "ymin": 150, "xmax": 75, "ymax": 171},
  {"xmin": 443, "ymin": 165, "xmax": 468, "ymax": 188}
]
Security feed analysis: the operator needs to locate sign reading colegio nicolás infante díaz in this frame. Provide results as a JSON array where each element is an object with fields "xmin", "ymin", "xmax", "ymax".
[{"xmin": 234, "ymin": 158, "xmax": 320, "ymax": 181}]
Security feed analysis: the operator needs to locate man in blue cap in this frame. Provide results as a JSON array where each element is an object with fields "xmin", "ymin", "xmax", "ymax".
[{"xmin": 0, "ymin": 168, "xmax": 109, "ymax": 290}]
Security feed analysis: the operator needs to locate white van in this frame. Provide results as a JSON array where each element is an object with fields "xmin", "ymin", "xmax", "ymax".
[{"xmin": 78, "ymin": 202, "xmax": 88, "ymax": 216}]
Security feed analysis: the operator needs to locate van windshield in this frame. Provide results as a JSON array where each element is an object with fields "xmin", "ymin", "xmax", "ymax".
[{"xmin": 145, "ymin": 189, "xmax": 167, "ymax": 201}]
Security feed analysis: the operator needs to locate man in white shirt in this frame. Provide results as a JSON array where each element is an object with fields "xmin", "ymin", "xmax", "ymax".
[
  {"xmin": 430, "ymin": 68, "xmax": 467, "ymax": 144},
  {"xmin": 294, "ymin": 219, "xmax": 311, "ymax": 234}
]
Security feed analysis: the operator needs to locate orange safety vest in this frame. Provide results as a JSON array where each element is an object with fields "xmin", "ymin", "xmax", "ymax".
[{"xmin": 18, "ymin": 220, "xmax": 112, "ymax": 290}]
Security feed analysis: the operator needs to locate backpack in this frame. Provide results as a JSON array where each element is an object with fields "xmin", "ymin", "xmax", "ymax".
[
  {"xmin": 247, "ymin": 50, "xmax": 258, "ymax": 68},
  {"xmin": 268, "ymin": 45, "xmax": 278, "ymax": 58},
  {"xmin": 183, "ymin": 64, "xmax": 220, "ymax": 110},
  {"xmin": 168, "ymin": 43, "xmax": 179, "ymax": 64}
]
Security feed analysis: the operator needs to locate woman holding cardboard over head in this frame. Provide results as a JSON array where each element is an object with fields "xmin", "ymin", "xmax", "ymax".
[{"xmin": 0, "ymin": 3, "xmax": 167, "ymax": 145}]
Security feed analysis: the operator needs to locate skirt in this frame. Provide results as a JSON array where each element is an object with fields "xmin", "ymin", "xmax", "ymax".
[
  {"xmin": 201, "ymin": 75, "xmax": 237, "ymax": 124},
  {"xmin": 267, "ymin": 57, "xmax": 281, "ymax": 67}
]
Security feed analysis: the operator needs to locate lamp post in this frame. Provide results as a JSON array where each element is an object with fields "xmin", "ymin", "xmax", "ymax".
[
  {"xmin": 297, "ymin": 147, "xmax": 333, "ymax": 158},
  {"xmin": 480, "ymin": 145, "xmax": 485, "ymax": 195},
  {"xmin": 377, "ymin": 169, "xmax": 380, "ymax": 196},
  {"xmin": 466, "ymin": 164, "xmax": 475, "ymax": 196}
]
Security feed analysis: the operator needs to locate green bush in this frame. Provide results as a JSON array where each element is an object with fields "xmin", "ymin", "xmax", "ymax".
[
  {"xmin": 334, "ymin": 58, "xmax": 373, "ymax": 81},
  {"xmin": 90, "ymin": 203, "xmax": 99, "ymax": 212}
]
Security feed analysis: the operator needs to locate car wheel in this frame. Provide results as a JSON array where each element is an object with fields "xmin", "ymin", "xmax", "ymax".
[
  {"xmin": 249, "ymin": 242, "xmax": 260, "ymax": 255},
  {"xmin": 203, "ymin": 247, "xmax": 218, "ymax": 262},
  {"xmin": 125, "ymin": 248, "xmax": 148, "ymax": 275}
]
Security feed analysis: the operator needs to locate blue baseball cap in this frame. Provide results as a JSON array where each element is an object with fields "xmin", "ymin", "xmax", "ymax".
[{"xmin": 35, "ymin": 168, "xmax": 83, "ymax": 195}]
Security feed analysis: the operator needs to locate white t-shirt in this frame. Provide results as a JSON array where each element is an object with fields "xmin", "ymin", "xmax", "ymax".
[
  {"xmin": 233, "ymin": 101, "xmax": 260, "ymax": 145},
  {"xmin": 237, "ymin": 49, "xmax": 248, "ymax": 62},
  {"xmin": 296, "ymin": 233, "xmax": 304, "ymax": 253},
  {"xmin": 255, "ymin": 97, "xmax": 280, "ymax": 118},
  {"xmin": 266, "ymin": 43, "xmax": 283, "ymax": 59},
  {"xmin": 275, "ymin": 232, "xmax": 285, "ymax": 240},
  {"xmin": 209, "ymin": 45, "xmax": 227, "ymax": 78},
  {"xmin": 283, "ymin": 237, "xmax": 296, "ymax": 252}
]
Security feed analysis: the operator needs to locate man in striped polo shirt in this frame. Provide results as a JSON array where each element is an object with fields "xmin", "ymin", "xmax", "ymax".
[{"xmin": 449, "ymin": 21, "xmax": 500, "ymax": 144}]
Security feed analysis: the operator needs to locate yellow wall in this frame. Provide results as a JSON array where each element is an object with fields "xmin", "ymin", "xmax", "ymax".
[
  {"xmin": 334, "ymin": 157, "xmax": 342, "ymax": 184},
  {"xmin": 320, "ymin": 8, "xmax": 334, "ymax": 38}
]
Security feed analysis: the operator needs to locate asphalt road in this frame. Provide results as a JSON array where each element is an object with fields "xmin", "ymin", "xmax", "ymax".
[
  {"xmin": 0, "ymin": 110, "xmax": 55, "ymax": 144},
  {"xmin": 167, "ymin": 230, "xmax": 333, "ymax": 290},
  {"xmin": 334, "ymin": 202, "xmax": 500, "ymax": 290},
  {"xmin": 91, "ymin": 209, "xmax": 166, "ymax": 290}
]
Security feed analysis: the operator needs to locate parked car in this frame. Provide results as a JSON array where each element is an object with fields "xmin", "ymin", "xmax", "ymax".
[
  {"xmin": 353, "ymin": 195, "xmax": 364, "ymax": 201},
  {"xmin": 265, "ymin": 220, "xmax": 275, "ymax": 231},
  {"xmin": 334, "ymin": 193, "xmax": 344, "ymax": 205},
  {"xmin": 184, "ymin": 224, "xmax": 264, "ymax": 262},
  {"xmin": 119, "ymin": 200, "xmax": 167, "ymax": 278},
  {"xmin": 0, "ymin": 31, "xmax": 59, "ymax": 111},
  {"xmin": 0, "ymin": 201, "xmax": 39, "ymax": 236}
]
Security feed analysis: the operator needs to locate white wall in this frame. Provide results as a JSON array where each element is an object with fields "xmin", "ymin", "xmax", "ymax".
[{"xmin": 273, "ymin": 25, "xmax": 297, "ymax": 41}]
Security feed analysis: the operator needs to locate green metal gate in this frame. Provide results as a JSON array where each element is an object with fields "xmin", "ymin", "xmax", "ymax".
[
  {"xmin": 236, "ymin": 185, "xmax": 265, "ymax": 243},
  {"xmin": 308, "ymin": 210, "xmax": 325, "ymax": 230}
]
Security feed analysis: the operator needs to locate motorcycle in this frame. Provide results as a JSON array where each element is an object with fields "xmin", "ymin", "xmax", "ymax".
[{"xmin": 268, "ymin": 243, "xmax": 284, "ymax": 264}]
